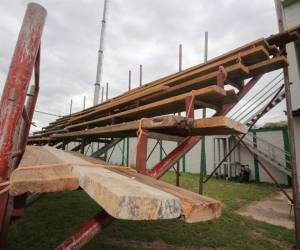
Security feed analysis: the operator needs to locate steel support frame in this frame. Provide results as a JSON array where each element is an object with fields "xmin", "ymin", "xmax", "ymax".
[
  {"xmin": 149, "ymin": 68, "xmax": 228, "ymax": 179},
  {"xmin": 56, "ymin": 63, "xmax": 263, "ymax": 248},
  {"xmin": 0, "ymin": 3, "xmax": 46, "ymax": 247}
]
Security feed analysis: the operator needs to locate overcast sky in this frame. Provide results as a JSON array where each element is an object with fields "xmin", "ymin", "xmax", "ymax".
[{"xmin": 0, "ymin": 0, "xmax": 286, "ymax": 131}]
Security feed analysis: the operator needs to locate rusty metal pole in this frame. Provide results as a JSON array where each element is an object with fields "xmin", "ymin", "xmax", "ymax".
[
  {"xmin": 69, "ymin": 99, "xmax": 73, "ymax": 115},
  {"xmin": 176, "ymin": 44, "xmax": 183, "ymax": 187},
  {"xmin": 101, "ymin": 86, "xmax": 104, "ymax": 103},
  {"xmin": 199, "ymin": 31, "xmax": 208, "ymax": 194},
  {"xmin": 139, "ymin": 64, "xmax": 143, "ymax": 87},
  {"xmin": 83, "ymin": 95, "xmax": 86, "ymax": 110},
  {"xmin": 0, "ymin": 3, "xmax": 46, "ymax": 246},
  {"xmin": 274, "ymin": 1, "xmax": 300, "ymax": 248},
  {"xmin": 126, "ymin": 70, "xmax": 131, "ymax": 166},
  {"xmin": 106, "ymin": 82, "xmax": 109, "ymax": 101}
]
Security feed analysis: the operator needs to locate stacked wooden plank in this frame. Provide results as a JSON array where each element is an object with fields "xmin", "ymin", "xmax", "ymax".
[
  {"xmin": 10, "ymin": 146, "xmax": 221, "ymax": 222},
  {"xmin": 29, "ymin": 24, "xmax": 300, "ymax": 144}
]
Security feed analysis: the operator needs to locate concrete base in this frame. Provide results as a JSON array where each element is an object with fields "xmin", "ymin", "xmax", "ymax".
[{"xmin": 237, "ymin": 189, "xmax": 294, "ymax": 229}]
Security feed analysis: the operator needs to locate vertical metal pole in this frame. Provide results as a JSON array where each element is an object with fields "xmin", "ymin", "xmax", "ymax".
[
  {"xmin": 106, "ymin": 82, "xmax": 109, "ymax": 101},
  {"xmin": 83, "ymin": 95, "xmax": 86, "ymax": 110},
  {"xmin": 101, "ymin": 86, "xmax": 104, "ymax": 103},
  {"xmin": 176, "ymin": 44, "xmax": 183, "ymax": 187},
  {"xmin": 199, "ymin": 31, "xmax": 208, "ymax": 194},
  {"xmin": 139, "ymin": 64, "xmax": 143, "ymax": 87},
  {"xmin": 93, "ymin": 0, "xmax": 109, "ymax": 106},
  {"xmin": 69, "ymin": 99, "xmax": 73, "ymax": 115},
  {"xmin": 274, "ymin": 1, "xmax": 300, "ymax": 248},
  {"xmin": 178, "ymin": 44, "xmax": 182, "ymax": 72},
  {"xmin": 0, "ymin": 3, "xmax": 46, "ymax": 246},
  {"xmin": 126, "ymin": 70, "xmax": 131, "ymax": 166}
]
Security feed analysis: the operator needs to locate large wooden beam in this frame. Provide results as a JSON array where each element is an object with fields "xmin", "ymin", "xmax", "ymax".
[
  {"xmin": 9, "ymin": 146, "xmax": 221, "ymax": 222},
  {"xmin": 50, "ymin": 115, "xmax": 247, "ymax": 140}
]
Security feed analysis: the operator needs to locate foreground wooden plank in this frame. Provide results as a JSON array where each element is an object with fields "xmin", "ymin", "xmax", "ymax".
[
  {"xmin": 106, "ymin": 167, "xmax": 221, "ymax": 222},
  {"xmin": 10, "ymin": 163, "xmax": 181, "ymax": 220},
  {"xmin": 75, "ymin": 166, "xmax": 181, "ymax": 220},
  {"xmin": 10, "ymin": 165, "xmax": 79, "ymax": 196},
  {"xmin": 10, "ymin": 146, "xmax": 221, "ymax": 222}
]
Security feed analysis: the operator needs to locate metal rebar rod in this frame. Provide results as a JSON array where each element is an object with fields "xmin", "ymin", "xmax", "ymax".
[
  {"xmin": 126, "ymin": 70, "xmax": 131, "ymax": 166},
  {"xmin": 176, "ymin": 44, "xmax": 183, "ymax": 186},
  {"xmin": 146, "ymin": 140, "xmax": 159, "ymax": 161},
  {"xmin": 139, "ymin": 64, "xmax": 143, "ymax": 87},
  {"xmin": 106, "ymin": 82, "xmax": 109, "ymax": 101},
  {"xmin": 274, "ymin": 2, "xmax": 300, "ymax": 246},
  {"xmin": 101, "ymin": 86, "xmax": 104, "ymax": 103},
  {"xmin": 200, "ymin": 31, "xmax": 208, "ymax": 194},
  {"xmin": 83, "ymin": 95, "xmax": 86, "ymax": 110},
  {"xmin": 69, "ymin": 99, "xmax": 73, "ymax": 115}
]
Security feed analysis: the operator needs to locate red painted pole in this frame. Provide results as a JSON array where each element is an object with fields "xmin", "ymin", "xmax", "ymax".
[
  {"xmin": 0, "ymin": 3, "xmax": 46, "ymax": 179},
  {"xmin": 55, "ymin": 210, "xmax": 112, "ymax": 250},
  {"xmin": 0, "ymin": 3, "xmax": 46, "ymax": 247}
]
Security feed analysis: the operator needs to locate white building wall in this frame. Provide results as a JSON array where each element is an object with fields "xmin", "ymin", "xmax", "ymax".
[{"xmin": 104, "ymin": 129, "xmax": 289, "ymax": 185}]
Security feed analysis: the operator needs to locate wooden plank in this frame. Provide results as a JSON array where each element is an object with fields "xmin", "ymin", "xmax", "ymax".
[
  {"xmin": 191, "ymin": 116, "xmax": 248, "ymax": 135},
  {"xmin": 141, "ymin": 63, "xmax": 249, "ymax": 103},
  {"xmin": 54, "ymin": 116, "xmax": 191, "ymax": 139},
  {"xmin": 266, "ymin": 24, "xmax": 300, "ymax": 46},
  {"xmin": 248, "ymin": 56, "xmax": 288, "ymax": 76},
  {"xmin": 108, "ymin": 167, "xmax": 221, "ymax": 222},
  {"xmin": 66, "ymin": 86, "xmax": 236, "ymax": 130},
  {"xmin": 33, "ymin": 24, "xmax": 300, "ymax": 136},
  {"xmin": 10, "ymin": 164, "xmax": 181, "ymax": 220},
  {"xmin": 10, "ymin": 146, "xmax": 221, "ymax": 222},
  {"xmin": 66, "ymin": 47, "xmax": 268, "ymax": 125},
  {"xmin": 146, "ymin": 131, "xmax": 185, "ymax": 142},
  {"xmin": 75, "ymin": 166, "xmax": 181, "ymax": 220},
  {"xmin": 10, "ymin": 164, "xmax": 79, "ymax": 196},
  {"xmin": 52, "ymin": 115, "xmax": 247, "ymax": 139}
]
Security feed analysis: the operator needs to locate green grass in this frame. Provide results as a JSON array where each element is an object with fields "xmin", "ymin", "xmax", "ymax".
[{"xmin": 7, "ymin": 172, "xmax": 295, "ymax": 249}]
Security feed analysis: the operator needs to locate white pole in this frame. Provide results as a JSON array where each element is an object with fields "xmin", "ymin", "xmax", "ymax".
[
  {"xmin": 106, "ymin": 82, "xmax": 109, "ymax": 100},
  {"xmin": 93, "ymin": 0, "xmax": 109, "ymax": 106},
  {"xmin": 101, "ymin": 86, "xmax": 104, "ymax": 103}
]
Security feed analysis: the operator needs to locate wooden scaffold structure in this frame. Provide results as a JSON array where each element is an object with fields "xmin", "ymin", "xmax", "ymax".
[{"xmin": 0, "ymin": 2, "xmax": 300, "ymax": 249}]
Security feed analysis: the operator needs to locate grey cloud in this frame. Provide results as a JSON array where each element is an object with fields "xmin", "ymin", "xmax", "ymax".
[{"xmin": 0, "ymin": 0, "xmax": 285, "ymax": 131}]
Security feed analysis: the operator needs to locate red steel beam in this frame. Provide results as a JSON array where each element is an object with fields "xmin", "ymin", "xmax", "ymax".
[
  {"xmin": 148, "ymin": 75, "xmax": 263, "ymax": 179},
  {"xmin": 55, "ymin": 210, "xmax": 112, "ymax": 250},
  {"xmin": 0, "ymin": 3, "xmax": 46, "ymax": 247}
]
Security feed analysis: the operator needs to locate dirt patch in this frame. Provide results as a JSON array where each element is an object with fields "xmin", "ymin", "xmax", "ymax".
[
  {"xmin": 249, "ymin": 230, "xmax": 292, "ymax": 250},
  {"xmin": 108, "ymin": 238, "xmax": 213, "ymax": 250},
  {"xmin": 237, "ymin": 189, "xmax": 294, "ymax": 229}
]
